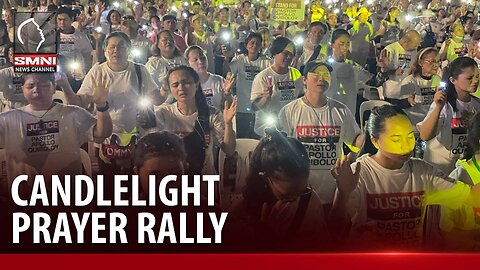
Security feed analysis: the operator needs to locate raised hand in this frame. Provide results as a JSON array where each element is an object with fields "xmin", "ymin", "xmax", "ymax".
[
  {"xmin": 223, "ymin": 96, "xmax": 237, "ymax": 125},
  {"xmin": 330, "ymin": 153, "xmax": 361, "ymax": 195},
  {"xmin": 223, "ymin": 72, "xmax": 235, "ymax": 94},
  {"xmin": 433, "ymin": 87, "xmax": 447, "ymax": 108},
  {"xmin": 92, "ymin": 73, "xmax": 110, "ymax": 108}
]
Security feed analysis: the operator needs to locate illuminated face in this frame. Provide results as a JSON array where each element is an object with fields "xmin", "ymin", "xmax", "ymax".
[
  {"xmin": 157, "ymin": 31, "xmax": 175, "ymax": 55},
  {"xmin": 273, "ymin": 43, "xmax": 295, "ymax": 69},
  {"xmin": 372, "ymin": 115, "xmax": 415, "ymax": 159},
  {"xmin": 390, "ymin": 9, "xmax": 400, "ymax": 20},
  {"xmin": 22, "ymin": 74, "xmax": 55, "ymax": 107},
  {"xmin": 192, "ymin": 18, "xmax": 206, "ymax": 33},
  {"xmin": 331, "ymin": 34, "xmax": 350, "ymax": 61},
  {"xmin": 246, "ymin": 37, "xmax": 262, "ymax": 55},
  {"xmin": 110, "ymin": 11, "xmax": 121, "ymax": 25},
  {"xmin": 105, "ymin": 36, "xmax": 129, "ymax": 66},
  {"xmin": 304, "ymin": 65, "xmax": 331, "ymax": 93},
  {"xmin": 162, "ymin": 19, "xmax": 176, "ymax": 31},
  {"xmin": 451, "ymin": 66, "xmax": 480, "ymax": 94},
  {"xmin": 419, "ymin": 51, "xmax": 440, "ymax": 76},
  {"xmin": 57, "ymin": 13, "xmax": 72, "ymax": 31},
  {"xmin": 258, "ymin": 7, "xmax": 268, "ymax": 21},
  {"xmin": 308, "ymin": 25, "xmax": 325, "ymax": 45},
  {"xmin": 327, "ymin": 15, "xmax": 337, "ymax": 26},
  {"xmin": 453, "ymin": 24, "xmax": 465, "ymax": 38},
  {"xmin": 187, "ymin": 49, "xmax": 208, "ymax": 73},
  {"xmin": 168, "ymin": 70, "xmax": 198, "ymax": 103},
  {"xmin": 135, "ymin": 155, "xmax": 185, "ymax": 195},
  {"xmin": 267, "ymin": 169, "xmax": 309, "ymax": 202},
  {"xmin": 219, "ymin": 10, "xmax": 229, "ymax": 22},
  {"xmin": 358, "ymin": 12, "xmax": 369, "ymax": 23}
]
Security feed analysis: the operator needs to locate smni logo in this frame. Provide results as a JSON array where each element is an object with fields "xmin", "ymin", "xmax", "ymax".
[{"xmin": 17, "ymin": 18, "xmax": 46, "ymax": 52}]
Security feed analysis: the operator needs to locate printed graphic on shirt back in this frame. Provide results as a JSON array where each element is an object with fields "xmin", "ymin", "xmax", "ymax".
[
  {"xmin": 25, "ymin": 120, "xmax": 60, "ymax": 153},
  {"xmin": 450, "ymin": 117, "xmax": 468, "ymax": 158},
  {"xmin": 245, "ymin": 65, "xmax": 260, "ymax": 81},
  {"xmin": 398, "ymin": 54, "xmax": 412, "ymax": 69},
  {"xmin": 420, "ymin": 87, "xmax": 436, "ymax": 106},
  {"xmin": 203, "ymin": 88, "xmax": 215, "ymax": 107},
  {"xmin": 366, "ymin": 191, "xmax": 425, "ymax": 248},
  {"xmin": 59, "ymin": 35, "xmax": 75, "ymax": 57},
  {"xmin": 297, "ymin": 125, "xmax": 340, "ymax": 169}
]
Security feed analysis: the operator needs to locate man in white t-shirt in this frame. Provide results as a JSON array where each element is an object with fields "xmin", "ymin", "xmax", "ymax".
[
  {"xmin": 381, "ymin": 30, "xmax": 421, "ymax": 99},
  {"xmin": 62, "ymin": 32, "xmax": 164, "ymax": 195},
  {"xmin": 295, "ymin": 22, "xmax": 329, "ymax": 73},
  {"xmin": 279, "ymin": 61, "xmax": 362, "ymax": 209},
  {"xmin": 57, "ymin": 7, "xmax": 93, "ymax": 91}
]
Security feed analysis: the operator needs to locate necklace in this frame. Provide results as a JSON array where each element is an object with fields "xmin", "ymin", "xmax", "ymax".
[{"xmin": 24, "ymin": 103, "xmax": 55, "ymax": 119}]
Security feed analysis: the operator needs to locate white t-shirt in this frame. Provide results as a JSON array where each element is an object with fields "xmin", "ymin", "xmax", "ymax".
[
  {"xmin": 152, "ymin": 103, "xmax": 225, "ymax": 174},
  {"xmin": 59, "ymin": 29, "xmax": 93, "ymax": 78},
  {"xmin": 295, "ymin": 43, "xmax": 328, "ymax": 71},
  {"xmin": 229, "ymin": 54, "xmax": 271, "ymax": 113},
  {"xmin": 0, "ymin": 103, "xmax": 96, "ymax": 183},
  {"xmin": 278, "ymin": 97, "xmax": 360, "ymax": 204},
  {"xmin": 382, "ymin": 42, "xmax": 417, "ymax": 99},
  {"xmin": 0, "ymin": 66, "xmax": 27, "ymax": 107},
  {"xmin": 145, "ymin": 55, "xmax": 187, "ymax": 88},
  {"xmin": 418, "ymin": 98, "xmax": 480, "ymax": 174},
  {"xmin": 78, "ymin": 62, "xmax": 158, "ymax": 137},
  {"xmin": 400, "ymin": 74, "xmax": 442, "ymax": 126},
  {"xmin": 344, "ymin": 155, "xmax": 469, "ymax": 250},
  {"xmin": 251, "ymin": 66, "xmax": 304, "ymax": 136},
  {"xmin": 201, "ymin": 73, "xmax": 225, "ymax": 110}
]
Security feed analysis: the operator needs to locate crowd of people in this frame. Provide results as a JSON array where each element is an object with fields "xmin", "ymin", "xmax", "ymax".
[{"xmin": 0, "ymin": 0, "xmax": 480, "ymax": 252}]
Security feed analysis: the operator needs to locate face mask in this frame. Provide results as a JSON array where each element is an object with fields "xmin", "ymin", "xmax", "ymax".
[{"xmin": 454, "ymin": 35, "xmax": 464, "ymax": 42}]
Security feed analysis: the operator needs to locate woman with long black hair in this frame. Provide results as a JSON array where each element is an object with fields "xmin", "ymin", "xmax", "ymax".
[{"xmin": 153, "ymin": 65, "xmax": 237, "ymax": 175}]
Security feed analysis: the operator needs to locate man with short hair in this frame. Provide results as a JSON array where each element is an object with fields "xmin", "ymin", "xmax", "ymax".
[
  {"xmin": 57, "ymin": 7, "xmax": 93, "ymax": 91},
  {"xmin": 161, "ymin": 14, "xmax": 187, "ymax": 53},
  {"xmin": 295, "ymin": 22, "xmax": 329, "ymax": 73}
]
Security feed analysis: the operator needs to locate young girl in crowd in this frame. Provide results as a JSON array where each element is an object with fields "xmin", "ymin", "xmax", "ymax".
[
  {"xmin": 230, "ymin": 128, "xmax": 330, "ymax": 251},
  {"xmin": 228, "ymin": 32, "xmax": 270, "ymax": 138},
  {"xmin": 251, "ymin": 37, "xmax": 304, "ymax": 137},
  {"xmin": 330, "ymin": 105, "xmax": 480, "ymax": 251},
  {"xmin": 441, "ymin": 113, "xmax": 480, "ymax": 251},
  {"xmin": 418, "ymin": 57, "xmax": 480, "ymax": 174},
  {"xmin": 185, "ymin": 45, "xmax": 234, "ymax": 110},
  {"xmin": 153, "ymin": 65, "xmax": 236, "ymax": 175},
  {"xmin": 145, "ymin": 30, "xmax": 187, "ymax": 88}
]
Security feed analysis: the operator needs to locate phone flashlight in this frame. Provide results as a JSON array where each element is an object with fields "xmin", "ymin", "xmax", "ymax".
[
  {"xmin": 264, "ymin": 114, "xmax": 277, "ymax": 127},
  {"xmin": 138, "ymin": 96, "xmax": 152, "ymax": 109},
  {"xmin": 439, "ymin": 81, "xmax": 447, "ymax": 92}
]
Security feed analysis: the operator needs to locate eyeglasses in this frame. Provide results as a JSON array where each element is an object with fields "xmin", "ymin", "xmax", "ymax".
[
  {"xmin": 121, "ymin": 15, "xmax": 135, "ymax": 22},
  {"xmin": 422, "ymin": 59, "xmax": 442, "ymax": 66},
  {"xmin": 106, "ymin": 45, "xmax": 128, "ymax": 51}
]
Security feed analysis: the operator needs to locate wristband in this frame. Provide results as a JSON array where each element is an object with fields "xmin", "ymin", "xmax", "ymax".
[{"xmin": 96, "ymin": 101, "xmax": 109, "ymax": 112}]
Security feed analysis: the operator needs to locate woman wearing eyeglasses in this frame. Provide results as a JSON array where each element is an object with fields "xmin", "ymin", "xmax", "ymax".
[
  {"xmin": 392, "ymin": 47, "xmax": 442, "ymax": 126},
  {"xmin": 228, "ymin": 128, "xmax": 331, "ymax": 251}
]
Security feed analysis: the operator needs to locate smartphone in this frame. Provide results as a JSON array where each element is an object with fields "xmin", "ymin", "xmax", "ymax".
[
  {"xmin": 439, "ymin": 81, "xmax": 447, "ymax": 93},
  {"xmin": 54, "ymin": 72, "xmax": 62, "ymax": 81},
  {"xmin": 266, "ymin": 76, "xmax": 273, "ymax": 87}
]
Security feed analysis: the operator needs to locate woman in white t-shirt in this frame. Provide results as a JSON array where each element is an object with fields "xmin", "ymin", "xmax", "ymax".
[
  {"xmin": 251, "ymin": 37, "xmax": 304, "ymax": 137},
  {"xmin": 228, "ymin": 32, "xmax": 270, "ymax": 138},
  {"xmin": 185, "ymin": 45, "xmax": 234, "ymax": 110},
  {"xmin": 393, "ymin": 47, "xmax": 442, "ymax": 126},
  {"xmin": 418, "ymin": 57, "xmax": 480, "ymax": 174},
  {"xmin": 330, "ymin": 105, "xmax": 480, "ymax": 251},
  {"xmin": 145, "ymin": 30, "xmax": 187, "ymax": 88},
  {"xmin": 153, "ymin": 65, "xmax": 237, "ymax": 175}
]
